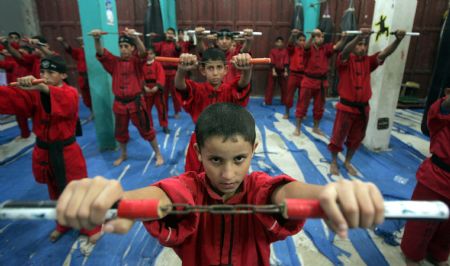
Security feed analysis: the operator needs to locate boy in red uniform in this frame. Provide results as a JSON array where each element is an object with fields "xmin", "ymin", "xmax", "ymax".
[
  {"xmin": 143, "ymin": 46, "xmax": 169, "ymax": 134},
  {"xmin": 0, "ymin": 32, "xmax": 32, "ymax": 140},
  {"xmin": 56, "ymin": 102, "xmax": 386, "ymax": 266},
  {"xmin": 152, "ymin": 27, "xmax": 182, "ymax": 119},
  {"xmin": 92, "ymin": 28, "xmax": 164, "ymax": 167},
  {"xmin": 264, "ymin": 36, "xmax": 289, "ymax": 106},
  {"xmin": 177, "ymin": 29, "xmax": 193, "ymax": 54},
  {"xmin": 0, "ymin": 56, "xmax": 101, "ymax": 244},
  {"xmin": 174, "ymin": 48, "xmax": 253, "ymax": 173},
  {"xmin": 196, "ymin": 28, "xmax": 254, "ymax": 83},
  {"xmin": 400, "ymin": 87, "xmax": 450, "ymax": 266},
  {"xmin": 56, "ymin": 36, "xmax": 92, "ymax": 112},
  {"xmin": 294, "ymin": 29, "xmax": 346, "ymax": 136},
  {"xmin": 328, "ymin": 29, "xmax": 405, "ymax": 176},
  {"xmin": 284, "ymin": 29, "xmax": 306, "ymax": 119}
]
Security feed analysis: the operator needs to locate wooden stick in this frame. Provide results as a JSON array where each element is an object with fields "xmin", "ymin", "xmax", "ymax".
[
  {"xmin": 155, "ymin": 56, "xmax": 271, "ymax": 65},
  {"xmin": 9, "ymin": 79, "xmax": 45, "ymax": 87}
]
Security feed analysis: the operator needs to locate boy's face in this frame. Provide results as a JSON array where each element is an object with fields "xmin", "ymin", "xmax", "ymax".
[
  {"xmin": 296, "ymin": 36, "xmax": 306, "ymax": 47},
  {"xmin": 40, "ymin": 69, "xmax": 66, "ymax": 86},
  {"xmin": 353, "ymin": 42, "xmax": 368, "ymax": 56},
  {"xmin": 166, "ymin": 30, "xmax": 175, "ymax": 41},
  {"xmin": 216, "ymin": 36, "xmax": 233, "ymax": 51},
  {"xmin": 200, "ymin": 60, "xmax": 227, "ymax": 86},
  {"xmin": 313, "ymin": 32, "xmax": 324, "ymax": 46},
  {"xmin": 119, "ymin": 42, "xmax": 135, "ymax": 59},
  {"xmin": 8, "ymin": 34, "xmax": 20, "ymax": 44},
  {"xmin": 147, "ymin": 49, "xmax": 155, "ymax": 61},
  {"xmin": 275, "ymin": 39, "xmax": 284, "ymax": 48},
  {"xmin": 178, "ymin": 31, "xmax": 185, "ymax": 41},
  {"xmin": 195, "ymin": 135, "xmax": 257, "ymax": 200}
]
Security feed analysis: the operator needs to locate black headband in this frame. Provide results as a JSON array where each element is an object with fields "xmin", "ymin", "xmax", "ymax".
[
  {"xmin": 119, "ymin": 35, "xmax": 135, "ymax": 45},
  {"xmin": 40, "ymin": 58, "xmax": 67, "ymax": 73}
]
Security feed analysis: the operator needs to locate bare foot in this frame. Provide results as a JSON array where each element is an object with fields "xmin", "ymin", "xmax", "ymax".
[
  {"xmin": 113, "ymin": 155, "xmax": 127, "ymax": 166},
  {"xmin": 155, "ymin": 154, "xmax": 164, "ymax": 166},
  {"xmin": 293, "ymin": 128, "xmax": 301, "ymax": 136},
  {"xmin": 312, "ymin": 127, "xmax": 325, "ymax": 136},
  {"xmin": 88, "ymin": 231, "xmax": 102, "ymax": 244},
  {"xmin": 174, "ymin": 113, "xmax": 180, "ymax": 119},
  {"xmin": 344, "ymin": 162, "xmax": 357, "ymax": 176},
  {"xmin": 330, "ymin": 162, "xmax": 340, "ymax": 175},
  {"xmin": 49, "ymin": 230, "xmax": 64, "ymax": 242},
  {"xmin": 282, "ymin": 114, "xmax": 289, "ymax": 119}
]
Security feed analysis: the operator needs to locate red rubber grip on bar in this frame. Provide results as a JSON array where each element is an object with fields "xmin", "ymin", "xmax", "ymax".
[
  {"xmin": 155, "ymin": 57, "xmax": 271, "ymax": 65},
  {"xmin": 117, "ymin": 199, "xmax": 160, "ymax": 219},
  {"xmin": 285, "ymin": 199, "xmax": 326, "ymax": 219},
  {"xmin": 9, "ymin": 79, "xmax": 46, "ymax": 87}
]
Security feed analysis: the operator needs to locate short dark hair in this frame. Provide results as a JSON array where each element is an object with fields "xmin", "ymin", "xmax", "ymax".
[
  {"xmin": 298, "ymin": 32, "xmax": 306, "ymax": 39},
  {"xmin": 8, "ymin": 32, "xmax": 21, "ymax": 39},
  {"xmin": 178, "ymin": 29, "xmax": 184, "ymax": 34},
  {"xmin": 275, "ymin": 36, "xmax": 284, "ymax": 42},
  {"xmin": 201, "ymin": 48, "xmax": 226, "ymax": 66},
  {"xmin": 166, "ymin": 27, "xmax": 176, "ymax": 33},
  {"xmin": 195, "ymin": 103, "xmax": 256, "ymax": 149}
]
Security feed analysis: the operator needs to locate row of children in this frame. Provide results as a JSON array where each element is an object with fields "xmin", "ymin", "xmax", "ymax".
[{"xmin": 1, "ymin": 24, "xmax": 449, "ymax": 265}]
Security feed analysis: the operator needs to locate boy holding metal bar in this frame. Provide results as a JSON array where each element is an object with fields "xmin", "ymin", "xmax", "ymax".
[{"xmin": 56, "ymin": 102, "xmax": 385, "ymax": 266}]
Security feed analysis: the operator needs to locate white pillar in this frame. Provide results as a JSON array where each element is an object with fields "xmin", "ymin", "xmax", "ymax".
[{"xmin": 363, "ymin": 0, "xmax": 418, "ymax": 151}]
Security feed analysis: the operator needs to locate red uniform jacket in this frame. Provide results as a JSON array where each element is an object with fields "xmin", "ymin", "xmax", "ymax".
[
  {"xmin": 0, "ymin": 56, "xmax": 16, "ymax": 82},
  {"xmin": 153, "ymin": 41, "xmax": 180, "ymax": 75},
  {"xmin": 97, "ymin": 48, "xmax": 147, "ymax": 114},
  {"xmin": 269, "ymin": 48, "xmax": 289, "ymax": 71},
  {"xmin": 223, "ymin": 44, "xmax": 243, "ymax": 84},
  {"xmin": 0, "ymin": 83, "xmax": 87, "ymax": 184},
  {"xmin": 15, "ymin": 53, "xmax": 41, "ymax": 78},
  {"xmin": 178, "ymin": 40, "xmax": 192, "ymax": 53},
  {"xmin": 336, "ymin": 52, "xmax": 383, "ymax": 114},
  {"xmin": 178, "ymin": 78, "xmax": 251, "ymax": 123},
  {"xmin": 287, "ymin": 44, "xmax": 305, "ymax": 72},
  {"xmin": 302, "ymin": 43, "xmax": 335, "ymax": 89},
  {"xmin": 143, "ymin": 60, "xmax": 165, "ymax": 90},
  {"xmin": 145, "ymin": 171, "xmax": 305, "ymax": 266},
  {"xmin": 416, "ymin": 97, "xmax": 450, "ymax": 199},
  {"xmin": 67, "ymin": 47, "xmax": 87, "ymax": 73}
]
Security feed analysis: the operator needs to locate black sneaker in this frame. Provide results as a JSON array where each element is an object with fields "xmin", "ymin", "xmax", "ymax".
[{"xmin": 163, "ymin": 127, "xmax": 170, "ymax": 134}]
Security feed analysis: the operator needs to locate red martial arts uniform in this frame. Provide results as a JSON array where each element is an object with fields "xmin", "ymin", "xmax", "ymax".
[
  {"xmin": 328, "ymin": 52, "xmax": 382, "ymax": 153},
  {"xmin": 0, "ymin": 83, "xmax": 100, "ymax": 236},
  {"xmin": 177, "ymin": 78, "xmax": 251, "ymax": 172},
  {"xmin": 223, "ymin": 44, "xmax": 243, "ymax": 84},
  {"xmin": 97, "ymin": 49, "xmax": 155, "ymax": 143},
  {"xmin": 264, "ymin": 47, "xmax": 289, "ymax": 105},
  {"xmin": 285, "ymin": 44, "xmax": 305, "ymax": 109},
  {"xmin": 295, "ymin": 43, "xmax": 334, "ymax": 121},
  {"xmin": 178, "ymin": 40, "xmax": 193, "ymax": 54},
  {"xmin": 143, "ymin": 60, "xmax": 167, "ymax": 128},
  {"xmin": 0, "ymin": 53, "xmax": 31, "ymax": 138},
  {"xmin": 67, "ymin": 47, "xmax": 92, "ymax": 109},
  {"xmin": 401, "ymin": 97, "xmax": 450, "ymax": 262},
  {"xmin": 145, "ymin": 171, "xmax": 305, "ymax": 266},
  {"xmin": 153, "ymin": 41, "xmax": 182, "ymax": 114}
]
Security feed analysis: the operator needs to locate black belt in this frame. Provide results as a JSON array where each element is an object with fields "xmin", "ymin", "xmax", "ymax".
[
  {"xmin": 340, "ymin": 98, "xmax": 369, "ymax": 121},
  {"xmin": 36, "ymin": 136, "xmax": 76, "ymax": 193},
  {"xmin": 145, "ymin": 79, "xmax": 156, "ymax": 84},
  {"xmin": 115, "ymin": 94, "xmax": 150, "ymax": 132},
  {"xmin": 305, "ymin": 73, "xmax": 327, "ymax": 100},
  {"xmin": 164, "ymin": 65, "xmax": 177, "ymax": 70},
  {"xmin": 431, "ymin": 154, "xmax": 450, "ymax": 173}
]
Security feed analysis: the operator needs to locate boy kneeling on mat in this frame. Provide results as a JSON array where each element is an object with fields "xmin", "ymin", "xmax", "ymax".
[{"xmin": 56, "ymin": 103, "xmax": 385, "ymax": 266}]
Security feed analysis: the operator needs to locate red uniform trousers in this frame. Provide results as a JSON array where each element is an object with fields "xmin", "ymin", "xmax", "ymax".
[
  {"xmin": 264, "ymin": 69, "xmax": 287, "ymax": 105},
  {"xmin": 328, "ymin": 110, "xmax": 367, "ymax": 153},
  {"xmin": 145, "ymin": 91, "xmax": 168, "ymax": 128},
  {"xmin": 114, "ymin": 109, "xmax": 156, "ymax": 144},
  {"xmin": 185, "ymin": 133, "xmax": 204, "ymax": 173},
  {"xmin": 164, "ymin": 72, "xmax": 181, "ymax": 114},
  {"xmin": 400, "ymin": 181, "xmax": 450, "ymax": 262},
  {"xmin": 285, "ymin": 71, "xmax": 303, "ymax": 108},
  {"xmin": 295, "ymin": 87, "xmax": 326, "ymax": 121},
  {"xmin": 16, "ymin": 115, "xmax": 31, "ymax": 138},
  {"xmin": 78, "ymin": 73, "xmax": 92, "ymax": 110}
]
